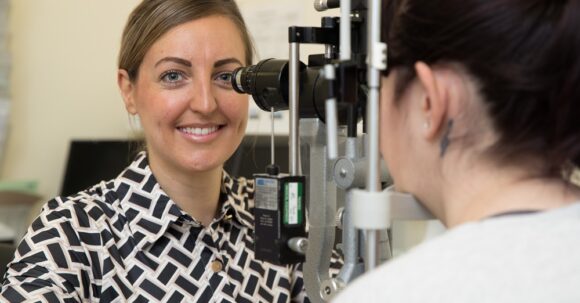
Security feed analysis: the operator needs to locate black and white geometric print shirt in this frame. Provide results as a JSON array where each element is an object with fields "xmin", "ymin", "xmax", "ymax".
[{"xmin": 1, "ymin": 152, "xmax": 341, "ymax": 302}]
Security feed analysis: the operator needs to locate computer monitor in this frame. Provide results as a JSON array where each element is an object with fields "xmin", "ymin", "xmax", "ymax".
[
  {"xmin": 60, "ymin": 136, "xmax": 289, "ymax": 196},
  {"xmin": 60, "ymin": 140, "xmax": 141, "ymax": 196}
]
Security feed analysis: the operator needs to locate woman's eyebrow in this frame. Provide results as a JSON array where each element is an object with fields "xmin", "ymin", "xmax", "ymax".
[
  {"xmin": 214, "ymin": 58, "xmax": 243, "ymax": 68},
  {"xmin": 155, "ymin": 56, "xmax": 192, "ymax": 67}
]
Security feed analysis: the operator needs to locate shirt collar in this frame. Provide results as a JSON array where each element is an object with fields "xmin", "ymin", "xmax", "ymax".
[
  {"xmin": 112, "ymin": 152, "xmax": 254, "ymax": 249},
  {"xmin": 219, "ymin": 171, "xmax": 255, "ymax": 230}
]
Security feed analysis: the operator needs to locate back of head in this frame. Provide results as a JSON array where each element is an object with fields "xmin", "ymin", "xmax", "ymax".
[
  {"xmin": 119, "ymin": 0, "xmax": 253, "ymax": 82},
  {"xmin": 382, "ymin": 0, "xmax": 580, "ymax": 175}
]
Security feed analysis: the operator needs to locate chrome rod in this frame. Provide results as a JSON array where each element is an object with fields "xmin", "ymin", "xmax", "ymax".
[
  {"xmin": 365, "ymin": 230, "xmax": 380, "ymax": 271},
  {"xmin": 366, "ymin": 0, "xmax": 382, "ymax": 193},
  {"xmin": 271, "ymin": 107, "xmax": 275, "ymax": 165},
  {"xmin": 324, "ymin": 64, "xmax": 338, "ymax": 160},
  {"xmin": 340, "ymin": 0, "xmax": 351, "ymax": 60},
  {"xmin": 289, "ymin": 42, "xmax": 300, "ymax": 176},
  {"xmin": 364, "ymin": 0, "xmax": 385, "ymax": 272}
]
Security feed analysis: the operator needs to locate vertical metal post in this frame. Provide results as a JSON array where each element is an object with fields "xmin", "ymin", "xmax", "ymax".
[
  {"xmin": 324, "ymin": 65, "xmax": 338, "ymax": 160},
  {"xmin": 364, "ymin": 0, "xmax": 383, "ymax": 271},
  {"xmin": 271, "ymin": 107, "xmax": 275, "ymax": 165},
  {"xmin": 289, "ymin": 42, "xmax": 300, "ymax": 176},
  {"xmin": 340, "ymin": 0, "xmax": 351, "ymax": 60}
]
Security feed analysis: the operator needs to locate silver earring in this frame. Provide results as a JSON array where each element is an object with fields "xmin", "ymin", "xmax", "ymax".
[{"xmin": 423, "ymin": 121, "xmax": 430, "ymax": 130}]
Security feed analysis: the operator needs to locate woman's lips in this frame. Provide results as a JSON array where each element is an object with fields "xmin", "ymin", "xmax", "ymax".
[{"xmin": 177, "ymin": 125, "xmax": 224, "ymax": 143}]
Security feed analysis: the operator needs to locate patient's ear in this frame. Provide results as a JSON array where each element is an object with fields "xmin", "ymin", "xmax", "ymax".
[
  {"xmin": 414, "ymin": 62, "xmax": 452, "ymax": 140},
  {"xmin": 117, "ymin": 69, "xmax": 137, "ymax": 115}
]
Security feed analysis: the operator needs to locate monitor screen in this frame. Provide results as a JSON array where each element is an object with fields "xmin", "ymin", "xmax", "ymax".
[
  {"xmin": 60, "ymin": 140, "xmax": 141, "ymax": 196},
  {"xmin": 60, "ymin": 136, "xmax": 289, "ymax": 196}
]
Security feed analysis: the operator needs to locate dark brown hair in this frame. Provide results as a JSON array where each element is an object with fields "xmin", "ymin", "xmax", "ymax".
[
  {"xmin": 382, "ymin": 0, "xmax": 580, "ymax": 174},
  {"xmin": 119, "ymin": 0, "xmax": 254, "ymax": 82}
]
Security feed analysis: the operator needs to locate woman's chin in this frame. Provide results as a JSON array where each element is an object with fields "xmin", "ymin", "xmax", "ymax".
[{"xmin": 179, "ymin": 154, "xmax": 226, "ymax": 173}]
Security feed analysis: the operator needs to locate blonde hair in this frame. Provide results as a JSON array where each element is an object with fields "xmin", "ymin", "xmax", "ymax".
[{"xmin": 119, "ymin": 0, "xmax": 254, "ymax": 81}]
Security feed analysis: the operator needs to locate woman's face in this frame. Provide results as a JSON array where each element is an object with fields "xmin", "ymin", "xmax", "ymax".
[{"xmin": 122, "ymin": 15, "xmax": 248, "ymax": 174}]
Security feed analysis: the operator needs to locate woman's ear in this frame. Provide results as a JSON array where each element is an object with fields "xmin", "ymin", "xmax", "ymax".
[
  {"xmin": 414, "ymin": 62, "xmax": 449, "ymax": 140},
  {"xmin": 118, "ymin": 69, "xmax": 138, "ymax": 115}
]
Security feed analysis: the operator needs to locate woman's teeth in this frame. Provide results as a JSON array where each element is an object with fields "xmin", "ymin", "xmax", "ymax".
[{"xmin": 180, "ymin": 126, "xmax": 219, "ymax": 136}]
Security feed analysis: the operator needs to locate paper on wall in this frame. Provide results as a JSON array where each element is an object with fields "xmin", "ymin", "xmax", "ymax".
[{"xmin": 239, "ymin": 0, "xmax": 304, "ymax": 61}]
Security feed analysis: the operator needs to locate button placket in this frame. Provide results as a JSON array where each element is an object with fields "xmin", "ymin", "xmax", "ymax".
[{"xmin": 207, "ymin": 204, "xmax": 237, "ymax": 275}]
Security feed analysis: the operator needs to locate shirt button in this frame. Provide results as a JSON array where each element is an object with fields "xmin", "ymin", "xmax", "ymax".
[{"xmin": 211, "ymin": 260, "xmax": 223, "ymax": 272}]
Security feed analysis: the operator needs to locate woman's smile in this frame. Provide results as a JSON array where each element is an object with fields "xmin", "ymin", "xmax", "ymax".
[{"xmin": 177, "ymin": 124, "xmax": 225, "ymax": 143}]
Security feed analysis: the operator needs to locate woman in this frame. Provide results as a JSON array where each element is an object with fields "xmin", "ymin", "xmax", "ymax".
[
  {"xmin": 1, "ymin": 0, "xmax": 338, "ymax": 301},
  {"xmin": 335, "ymin": 0, "xmax": 580, "ymax": 302}
]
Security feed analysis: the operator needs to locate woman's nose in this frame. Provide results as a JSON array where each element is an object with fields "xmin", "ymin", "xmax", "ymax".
[{"xmin": 189, "ymin": 78, "xmax": 218, "ymax": 114}]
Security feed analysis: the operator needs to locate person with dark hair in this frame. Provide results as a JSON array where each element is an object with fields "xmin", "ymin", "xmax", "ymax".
[
  {"xmin": 334, "ymin": 0, "xmax": 580, "ymax": 302},
  {"xmin": 1, "ymin": 0, "xmax": 339, "ymax": 301}
]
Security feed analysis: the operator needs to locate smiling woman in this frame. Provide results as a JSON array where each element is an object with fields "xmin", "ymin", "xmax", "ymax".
[{"xmin": 0, "ymin": 0, "xmax": 340, "ymax": 302}]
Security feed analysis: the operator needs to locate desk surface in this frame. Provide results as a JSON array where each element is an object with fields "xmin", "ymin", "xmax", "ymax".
[{"xmin": 0, "ymin": 190, "xmax": 41, "ymax": 206}]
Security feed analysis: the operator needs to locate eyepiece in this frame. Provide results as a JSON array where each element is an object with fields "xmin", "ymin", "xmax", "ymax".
[
  {"xmin": 232, "ymin": 64, "xmax": 264, "ymax": 95},
  {"xmin": 232, "ymin": 66, "xmax": 246, "ymax": 94},
  {"xmin": 230, "ymin": 59, "xmax": 292, "ymax": 112}
]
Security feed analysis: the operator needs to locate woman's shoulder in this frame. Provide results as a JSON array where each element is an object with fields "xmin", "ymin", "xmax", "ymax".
[{"xmin": 34, "ymin": 179, "xmax": 123, "ymax": 230}]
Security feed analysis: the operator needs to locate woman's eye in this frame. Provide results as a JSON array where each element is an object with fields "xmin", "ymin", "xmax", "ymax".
[
  {"xmin": 215, "ymin": 72, "xmax": 233, "ymax": 83},
  {"xmin": 214, "ymin": 72, "xmax": 234, "ymax": 89},
  {"xmin": 160, "ymin": 70, "xmax": 184, "ymax": 83}
]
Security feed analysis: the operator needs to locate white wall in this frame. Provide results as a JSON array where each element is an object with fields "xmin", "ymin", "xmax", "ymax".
[{"xmin": 3, "ymin": 0, "xmax": 141, "ymax": 201}]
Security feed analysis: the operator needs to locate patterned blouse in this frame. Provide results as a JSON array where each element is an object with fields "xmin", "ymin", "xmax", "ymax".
[{"xmin": 1, "ymin": 152, "xmax": 340, "ymax": 302}]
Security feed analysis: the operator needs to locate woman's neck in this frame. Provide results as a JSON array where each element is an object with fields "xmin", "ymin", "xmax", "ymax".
[
  {"xmin": 441, "ymin": 162, "xmax": 580, "ymax": 228},
  {"xmin": 147, "ymin": 154, "xmax": 223, "ymax": 227}
]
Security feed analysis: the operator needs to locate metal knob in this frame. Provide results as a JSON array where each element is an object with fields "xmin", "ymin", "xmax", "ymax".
[
  {"xmin": 320, "ymin": 278, "xmax": 345, "ymax": 301},
  {"xmin": 288, "ymin": 237, "xmax": 308, "ymax": 255}
]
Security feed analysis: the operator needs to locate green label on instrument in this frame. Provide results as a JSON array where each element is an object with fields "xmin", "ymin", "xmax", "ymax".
[{"xmin": 284, "ymin": 182, "xmax": 303, "ymax": 225}]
